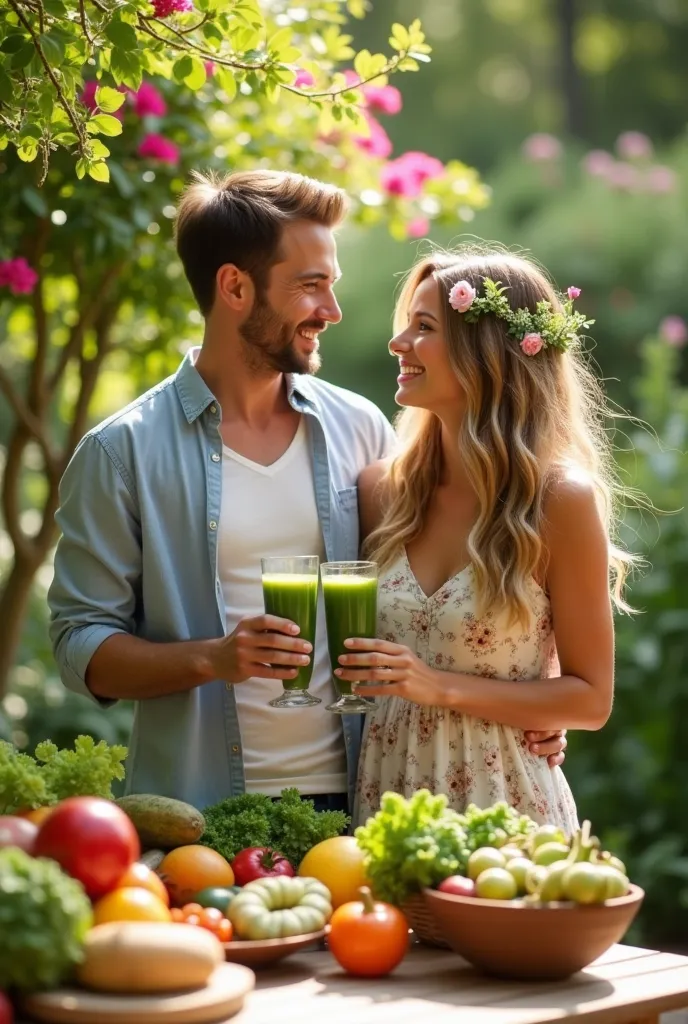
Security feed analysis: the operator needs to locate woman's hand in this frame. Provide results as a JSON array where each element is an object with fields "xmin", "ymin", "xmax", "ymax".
[{"xmin": 335, "ymin": 637, "xmax": 442, "ymax": 706}]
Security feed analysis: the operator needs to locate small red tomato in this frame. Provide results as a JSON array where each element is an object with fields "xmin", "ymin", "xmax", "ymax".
[
  {"xmin": 437, "ymin": 875, "xmax": 477, "ymax": 898},
  {"xmin": 33, "ymin": 797, "xmax": 140, "ymax": 900},
  {"xmin": 0, "ymin": 990, "xmax": 12, "ymax": 1024},
  {"xmin": 328, "ymin": 887, "xmax": 409, "ymax": 977},
  {"xmin": 185, "ymin": 914, "xmax": 201, "ymax": 927},
  {"xmin": 0, "ymin": 816, "xmax": 38, "ymax": 854}
]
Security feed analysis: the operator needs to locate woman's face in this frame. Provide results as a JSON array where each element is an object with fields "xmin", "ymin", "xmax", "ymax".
[{"xmin": 389, "ymin": 275, "xmax": 465, "ymax": 415}]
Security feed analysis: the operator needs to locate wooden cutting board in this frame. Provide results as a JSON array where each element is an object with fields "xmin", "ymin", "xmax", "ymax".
[{"xmin": 20, "ymin": 963, "xmax": 255, "ymax": 1024}]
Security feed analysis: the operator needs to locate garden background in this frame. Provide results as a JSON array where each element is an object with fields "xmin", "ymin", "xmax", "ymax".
[{"xmin": 1, "ymin": 0, "xmax": 687, "ymax": 949}]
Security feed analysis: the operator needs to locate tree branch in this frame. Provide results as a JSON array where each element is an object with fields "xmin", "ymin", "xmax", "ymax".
[
  {"xmin": 27, "ymin": 217, "xmax": 51, "ymax": 417},
  {"xmin": 7, "ymin": 0, "xmax": 87, "ymax": 150},
  {"xmin": 0, "ymin": 365, "xmax": 56, "ymax": 474},
  {"xmin": 1, "ymin": 429, "xmax": 33, "ymax": 564},
  {"xmin": 78, "ymin": 0, "xmax": 93, "ymax": 44}
]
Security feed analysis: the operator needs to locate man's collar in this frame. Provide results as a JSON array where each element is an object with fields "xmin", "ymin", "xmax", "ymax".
[{"xmin": 175, "ymin": 346, "xmax": 317, "ymax": 423}]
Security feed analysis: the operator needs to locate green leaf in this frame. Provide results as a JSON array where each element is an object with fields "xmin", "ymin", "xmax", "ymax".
[
  {"xmin": 110, "ymin": 47, "xmax": 143, "ymax": 90},
  {"xmin": 390, "ymin": 23, "xmax": 411, "ymax": 50},
  {"xmin": 216, "ymin": 66, "xmax": 237, "ymax": 100},
  {"xmin": 88, "ymin": 161, "xmax": 110, "ymax": 183},
  {"xmin": 21, "ymin": 187, "xmax": 48, "ymax": 217},
  {"xmin": 17, "ymin": 139, "xmax": 39, "ymax": 162},
  {"xmin": 21, "ymin": 123, "xmax": 42, "ymax": 140},
  {"xmin": 202, "ymin": 21, "xmax": 224, "ymax": 46},
  {"xmin": 0, "ymin": 34, "xmax": 27, "ymax": 54},
  {"xmin": 43, "ymin": 0, "xmax": 66, "ymax": 15},
  {"xmin": 88, "ymin": 139, "xmax": 111, "ymax": 159},
  {"xmin": 52, "ymin": 131, "xmax": 79, "ymax": 145},
  {"xmin": 38, "ymin": 89, "xmax": 55, "ymax": 119},
  {"xmin": 172, "ymin": 55, "xmax": 193, "ymax": 83},
  {"xmin": 95, "ymin": 86, "xmax": 126, "ymax": 113},
  {"xmin": 183, "ymin": 57, "xmax": 206, "ymax": 90},
  {"xmin": 39, "ymin": 33, "xmax": 65, "ymax": 65},
  {"xmin": 0, "ymin": 69, "xmax": 13, "ymax": 104},
  {"xmin": 105, "ymin": 20, "xmax": 138, "ymax": 50},
  {"xmin": 12, "ymin": 42, "xmax": 36, "ymax": 70},
  {"xmin": 75, "ymin": 158, "xmax": 87, "ymax": 180},
  {"xmin": 87, "ymin": 113, "xmax": 123, "ymax": 137}
]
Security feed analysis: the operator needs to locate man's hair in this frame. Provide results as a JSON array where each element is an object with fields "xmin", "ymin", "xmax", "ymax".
[{"xmin": 175, "ymin": 169, "xmax": 348, "ymax": 315}]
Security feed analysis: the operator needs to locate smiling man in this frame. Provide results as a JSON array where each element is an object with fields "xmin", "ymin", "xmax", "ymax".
[{"xmin": 47, "ymin": 169, "xmax": 566, "ymax": 813}]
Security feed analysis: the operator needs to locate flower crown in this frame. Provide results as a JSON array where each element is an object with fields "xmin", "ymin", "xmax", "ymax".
[{"xmin": 448, "ymin": 278, "xmax": 594, "ymax": 356}]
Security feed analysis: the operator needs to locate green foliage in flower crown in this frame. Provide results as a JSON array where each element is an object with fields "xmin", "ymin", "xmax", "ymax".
[{"xmin": 464, "ymin": 278, "xmax": 595, "ymax": 352}]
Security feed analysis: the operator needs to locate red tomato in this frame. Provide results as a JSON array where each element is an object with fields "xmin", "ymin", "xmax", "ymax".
[
  {"xmin": 230, "ymin": 847, "xmax": 294, "ymax": 886},
  {"xmin": 0, "ymin": 816, "xmax": 38, "ymax": 854},
  {"xmin": 328, "ymin": 887, "xmax": 409, "ymax": 977},
  {"xmin": 0, "ymin": 990, "xmax": 13, "ymax": 1024},
  {"xmin": 33, "ymin": 797, "xmax": 140, "ymax": 900},
  {"xmin": 437, "ymin": 875, "xmax": 477, "ymax": 898}
]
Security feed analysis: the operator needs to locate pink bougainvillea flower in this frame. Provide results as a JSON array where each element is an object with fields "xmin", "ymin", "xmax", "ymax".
[
  {"xmin": 581, "ymin": 149, "xmax": 615, "ymax": 178},
  {"xmin": 406, "ymin": 217, "xmax": 430, "ymax": 239},
  {"xmin": 354, "ymin": 113, "xmax": 392, "ymax": 159},
  {"xmin": 132, "ymin": 81, "xmax": 167, "ymax": 117},
  {"xmin": 380, "ymin": 150, "xmax": 445, "ymax": 198},
  {"xmin": 522, "ymin": 133, "xmax": 562, "ymax": 162},
  {"xmin": 293, "ymin": 68, "xmax": 315, "ymax": 88},
  {"xmin": 659, "ymin": 315, "xmax": 688, "ymax": 347},
  {"xmin": 448, "ymin": 280, "xmax": 476, "ymax": 313},
  {"xmin": 567, "ymin": 286, "xmax": 581, "ymax": 300},
  {"xmin": 520, "ymin": 333, "xmax": 544, "ymax": 356},
  {"xmin": 0, "ymin": 257, "xmax": 39, "ymax": 295},
  {"xmin": 607, "ymin": 162, "xmax": 640, "ymax": 191},
  {"xmin": 646, "ymin": 165, "xmax": 677, "ymax": 194},
  {"xmin": 363, "ymin": 83, "xmax": 402, "ymax": 115},
  {"xmin": 204, "ymin": 61, "xmax": 216, "ymax": 76},
  {"xmin": 137, "ymin": 133, "xmax": 180, "ymax": 165},
  {"xmin": 615, "ymin": 131, "xmax": 653, "ymax": 161},
  {"xmin": 152, "ymin": 0, "xmax": 193, "ymax": 16}
]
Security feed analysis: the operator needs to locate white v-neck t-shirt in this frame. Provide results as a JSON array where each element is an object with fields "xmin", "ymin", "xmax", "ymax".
[{"xmin": 217, "ymin": 417, "xmax": 347, "ymax": 796}]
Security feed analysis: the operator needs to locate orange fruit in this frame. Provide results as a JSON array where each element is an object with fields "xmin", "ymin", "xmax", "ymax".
[
  {"xmin": 158, "ymin": 846, "xmax": 235, "ymax": 907},
  {"xmin": 93, "ymin": 886, "xmax": 172, "ymax": 925},
  {"xmin": 115, "ymin": 861, "xmax": 170, "ymax": 906},
  {"xmin": 298, "ymin": 836, "xmax": 369, "ymax": 909},
  {"xmin": 19, "ymin": 806, "xmax": 55, "ymax": 826}
]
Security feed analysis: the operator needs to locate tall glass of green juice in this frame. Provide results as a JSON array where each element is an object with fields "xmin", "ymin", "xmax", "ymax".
[
  {"xmin": 320, "ymin": 560, "xmax": 379, "ymax": 715},
  {"xmin": 261, "ymin": 555, "xmax": 320, "ymax": 708}
]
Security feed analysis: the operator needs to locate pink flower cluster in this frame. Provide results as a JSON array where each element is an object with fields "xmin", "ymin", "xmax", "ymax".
[
  {"xmin": 381, "ymin": 151, "xmax": 444, "ymax": 198},
  {"xmin": 137, "ymin": 133, "xmax": 180, "ymax": 164},
  {"xmin": 0, "ymin": 257, "xmax": 39, "ymax": 295},
  {"xmin": 134, "ymin": 82, "xmax": 167, "ymax": 117},
  {"xmin": 151, "ymin": 0, "xmax": 193, "ymax": 16},
  {"xmin": 659, "ymin": 316, "xmax": 687, "ymax": 348},
  {"xmin": 522, "ymin": 133, "xmax": 562, "ymax": 163},
  {"xmin": 582, "ymin": 132, "xmax": 675, "ymax": 194},
  {"xmin": 567, "ymin": 286, "xmax": 581, "ymax": 300},
  {"xmin": 354, "ymin": 112, "xmax": 392, "ymax": 159},
  {"xmin": 294, "ymin": 69, "xmax": 315, "ymax": 88}
]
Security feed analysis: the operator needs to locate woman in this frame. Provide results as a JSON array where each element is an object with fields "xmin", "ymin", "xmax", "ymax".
[{"xmin": 336, "ymin": 248, "xmax": 636, "ymax": 832}]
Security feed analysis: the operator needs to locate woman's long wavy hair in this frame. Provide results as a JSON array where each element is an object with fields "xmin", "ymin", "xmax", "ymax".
[{"xmin": 365, "ymin": 247, "xmax": 637, "ymax": 626}]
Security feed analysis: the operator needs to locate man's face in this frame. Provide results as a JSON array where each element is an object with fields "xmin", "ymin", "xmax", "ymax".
[{"xmin": 240, "ymin": 220, "xmax": 342, "ymax": 375}]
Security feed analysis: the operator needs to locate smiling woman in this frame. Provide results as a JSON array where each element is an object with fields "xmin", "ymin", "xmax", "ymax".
[{"xmin": 345, "ymin": 245, "xmax": 638, "ymax": 833}]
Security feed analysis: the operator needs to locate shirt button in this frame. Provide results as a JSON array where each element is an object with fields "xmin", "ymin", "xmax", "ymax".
[
  {"xmin": 209, "ymin": 520, "xmax": 217, "ymax": 530},
  {"xmin": 225, "ymin": 683, "xmax": 232, "ymax": 691},
  {"xmin": 232, "ymin": 744, "xmax": 240, "ymax": 753},
  {"xmin": 210, "ymin": 404, "xmax": 217, "ymax": 414},
  {"xmin": 211, "ymin": 453, "xmax": 220, "ymax": 462}
]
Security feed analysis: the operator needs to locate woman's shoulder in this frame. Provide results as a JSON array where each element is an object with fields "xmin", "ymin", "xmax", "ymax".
[{"xmin": 541, "ymin": 465, "xmax": 608, "ymax": 564}]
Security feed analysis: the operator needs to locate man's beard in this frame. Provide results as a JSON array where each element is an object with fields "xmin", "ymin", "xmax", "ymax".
[{"xmin": 239, "ymin": 292, "xmax": 322, "ymax": 376}]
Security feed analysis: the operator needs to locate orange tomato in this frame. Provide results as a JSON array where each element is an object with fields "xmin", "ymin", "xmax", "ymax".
[
  {"xmin": 170, "ymin": 908, "xmax": 185, "ymax": 922},
  {"xmin": 115, "ymin": 861, "xmax": 170, "ymax": 906},
  {"xmin": 298, "ymin": 836, "xmax": 369, "ymax": 909},
  {"xmin": 93, "ymin": 886, "xmax": 172, "ymax": 925},
  {"xmin": 158, "ymin": 846, "xmax": 234, "ymax": 907},
  {"xmin": 18, "ymin": 806, "xmax": 55, "ymax": 826},
  {"xmin": 216, "ymin": 918, "xmax": 233, "ymax": 942},
  {"xmin": 328, "ymin": 887, "xmax": 409, "ymax": 977}
]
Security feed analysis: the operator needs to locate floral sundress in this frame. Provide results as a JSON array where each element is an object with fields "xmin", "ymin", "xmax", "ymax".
[{"xmin": 354, "ymin": 551, "xmax": 579, "ymax": 833}]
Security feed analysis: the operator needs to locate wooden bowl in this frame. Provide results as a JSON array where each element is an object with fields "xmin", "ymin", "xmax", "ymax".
[
  {"xmin": 423, "ymin": 884, "xmax": 645, "ymax": 980},
  {"xmin": 223, "ymin": 929, "xmax": 326, "ymax": 969}
]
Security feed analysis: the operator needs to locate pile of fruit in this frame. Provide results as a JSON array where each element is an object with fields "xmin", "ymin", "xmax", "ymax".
[{"xmin": 438, "ymin": 818, "xmax": 630, "ymax": 904}]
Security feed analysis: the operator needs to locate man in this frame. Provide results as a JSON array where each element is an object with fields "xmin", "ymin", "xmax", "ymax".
[{"xmin": 48, "ymin": 169, "xmax": 566, "ymax": 813}]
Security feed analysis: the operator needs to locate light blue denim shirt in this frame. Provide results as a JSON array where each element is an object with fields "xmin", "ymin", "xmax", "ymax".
[{"xmin": 48, "ymin": 348, "xmax": 395, "ymax": 811}]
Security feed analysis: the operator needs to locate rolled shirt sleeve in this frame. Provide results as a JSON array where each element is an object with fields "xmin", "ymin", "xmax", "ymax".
[{"xmin": 48, "ymin": 433, "xmax": 142, "ymax": 706}]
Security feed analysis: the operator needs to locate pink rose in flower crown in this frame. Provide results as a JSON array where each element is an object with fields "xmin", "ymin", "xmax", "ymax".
[
  {"xmin": 137, "ymin": 133, "xmax": 180, "ymax": 165},
  {"xmin": 0, "ymin": 257, "xmax": 39, "ymax": 295},
  {"xmin": 567, "ymin": 286, "xmax": 581, "ymax": 300},
  {"xmin": 448, "ymin": 280, "xmax": 476, "ymax": 314},
  {"xmin": 520, "ymin": 333, "xmax": 544, "ymax": 356}
]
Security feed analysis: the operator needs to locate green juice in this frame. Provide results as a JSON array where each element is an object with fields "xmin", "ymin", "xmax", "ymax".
[
  {"xmin": 262, "ymin": 574, "xmax": 318, "ymax": 691},
  {"xmin": 322, "ymin": 575, "xmax": 378, "ymax": 697}
]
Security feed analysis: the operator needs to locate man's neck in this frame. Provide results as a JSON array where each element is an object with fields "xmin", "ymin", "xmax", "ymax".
[{"xmin": 194, "ymin": 334, "xmax": 292, "ymax": 427}]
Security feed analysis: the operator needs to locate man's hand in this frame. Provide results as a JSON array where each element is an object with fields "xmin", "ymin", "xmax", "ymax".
[
  {"xmin": 525, "ymin": 729, "xmax": 568, "ymax": 768},
  {"xmin": 210, "ymin": 614, "xmax": 312, "ymax": 684}
]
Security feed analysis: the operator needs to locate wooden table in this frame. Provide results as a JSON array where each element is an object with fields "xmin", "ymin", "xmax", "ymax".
[{"xmin": 233, "ymin": 943, "xmax": 688, "ymax": 1024}]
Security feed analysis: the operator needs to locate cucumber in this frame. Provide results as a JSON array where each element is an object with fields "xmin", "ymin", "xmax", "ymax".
[
  {"xmin": 139, "ymin": 849, "xmax": 165, "ymax": 871},
  {"xmin": 116, "ymin": 795, "xmax": 206, "ymax": 849}
]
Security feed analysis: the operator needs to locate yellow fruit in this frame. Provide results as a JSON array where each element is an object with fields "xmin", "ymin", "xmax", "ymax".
[
  {"xmin": 93, "ymin": 886, "xmax": 172, "ymax": 925},
  {"xmin": 298, "ymin": 836, "xmax": 369, "ymax": 909}
]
